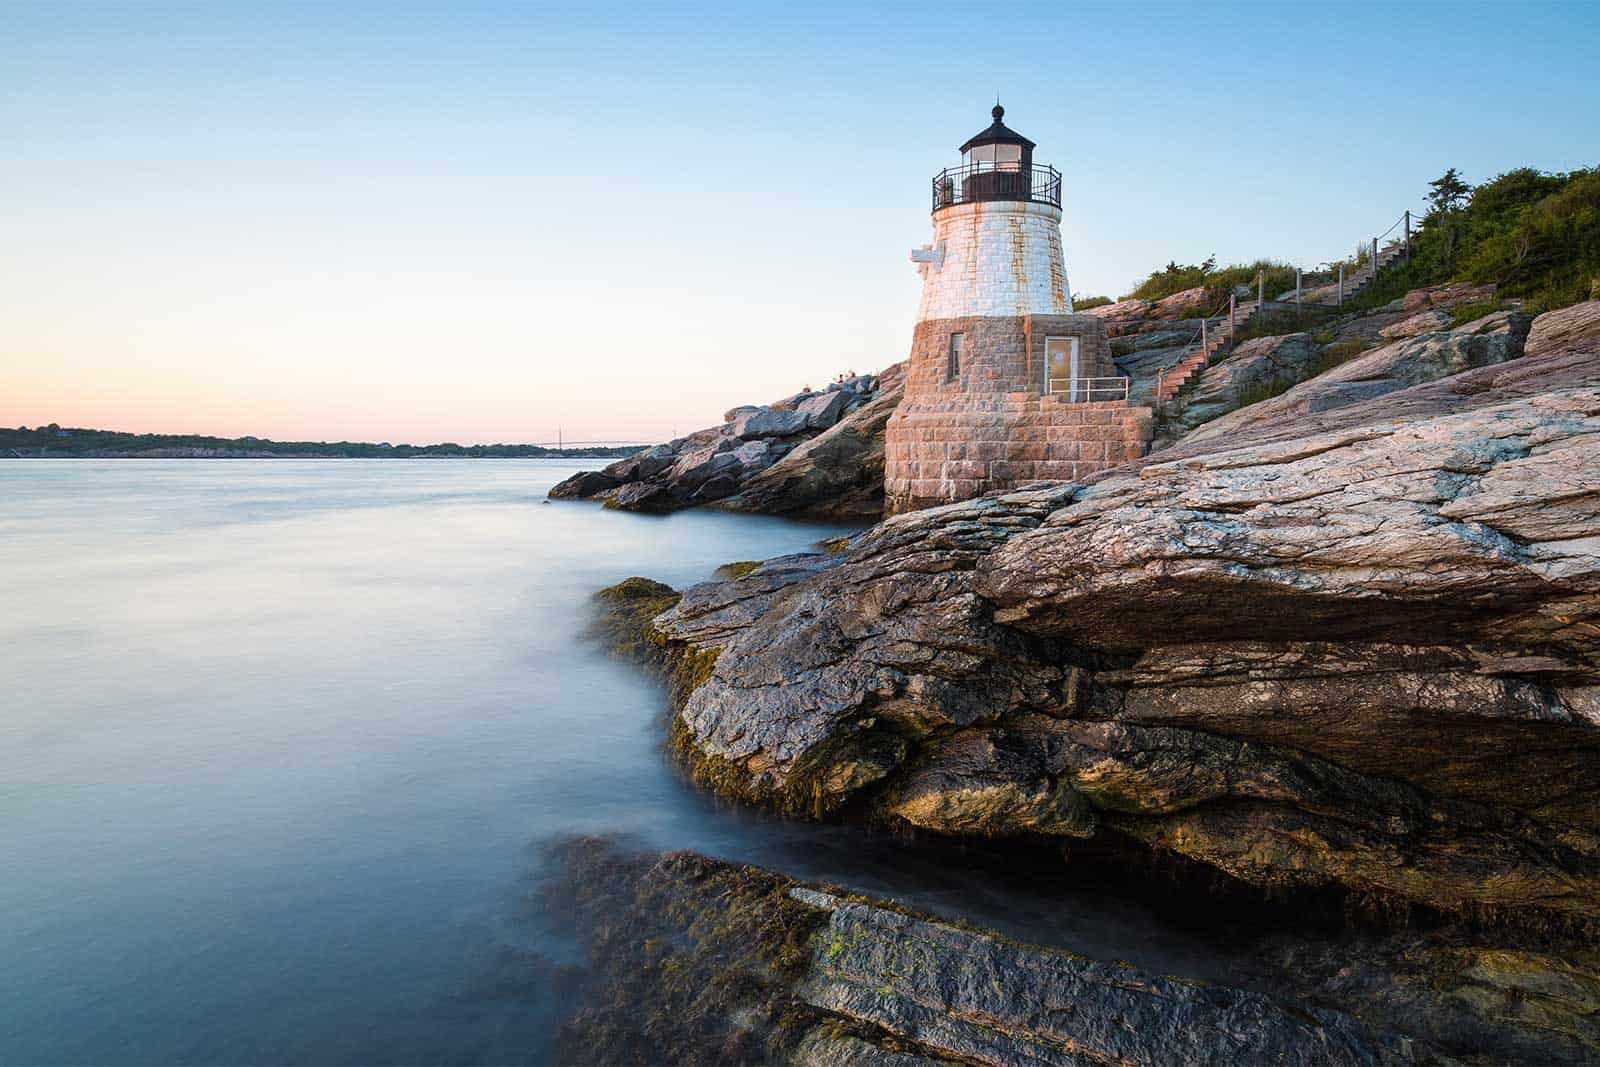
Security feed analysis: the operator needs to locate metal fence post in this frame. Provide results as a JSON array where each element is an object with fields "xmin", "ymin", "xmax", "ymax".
[
  {"xmin": 1338, "ymin": 264, "xmax": 1344, "ymax": 306},
  {"xmin": 1257, "ymin": 269, "xmax": 1264, "ymax": 311},
  {"xmin": 1404, "ymin": 210, "xmax": 1412, "ymax": 261},
  {"xmin": 1296, "ymin": 268, "xmax": 1302, "ymax": 309},
  {"xmin": 1372, "ymin": 238, "xmax": 1379, "ymax": 278},
  {"xmin": 1229, "ymin": 292, "xmax": 1236, "ymax": 340}
]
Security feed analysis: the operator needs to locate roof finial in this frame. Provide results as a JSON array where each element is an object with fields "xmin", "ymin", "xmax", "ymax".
[{"xmin": 992, "ymin": 99, "xmax": 1004, "ymax": 122}]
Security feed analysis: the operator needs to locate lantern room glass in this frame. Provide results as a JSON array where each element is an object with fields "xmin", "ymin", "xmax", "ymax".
[{"xmin": 964, "ymin": 143, "xmax": 1023, "ymax": 171}]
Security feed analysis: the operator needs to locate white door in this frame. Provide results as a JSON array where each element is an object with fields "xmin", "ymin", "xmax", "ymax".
[{"xmin": 1045, "ymin": 337, "xmax": 1080, "ymax": 400}]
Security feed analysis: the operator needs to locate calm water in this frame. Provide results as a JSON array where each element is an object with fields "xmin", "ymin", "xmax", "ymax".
[{"xmin": 2, "ymin": 460, "xmax": 1255, "ymax": 1065}]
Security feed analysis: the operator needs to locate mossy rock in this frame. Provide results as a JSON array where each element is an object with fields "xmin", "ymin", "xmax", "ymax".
[
  {"xmin": 589, "ymin": 577, "xmax": 681, "ymax": 671},
  {"xmin": 542, "ymin": 837, "xmax": 834, "ymax": 1065}
]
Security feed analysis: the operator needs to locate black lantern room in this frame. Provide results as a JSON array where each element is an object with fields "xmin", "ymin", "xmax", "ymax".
[
  {"xmin": 960, "ymin": 104, "xmax": 1034, "ymax": 172},
  {"xmin": 932, "ymin": 104, "xmax": 1060, "ymax": 212}
]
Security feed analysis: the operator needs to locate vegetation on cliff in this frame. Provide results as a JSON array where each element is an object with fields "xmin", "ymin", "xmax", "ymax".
[
  {"xmin": 1350, "ymin": 165, "xmax": 1600, "ymax": 314},
  {"xmin": 1120, "ymin": 164, "xmax": 1600, "ymax": 315}
]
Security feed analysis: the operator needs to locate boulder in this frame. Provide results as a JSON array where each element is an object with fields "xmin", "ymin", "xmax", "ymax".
[
  {"xmin": 732, "ymin": 406, "xmax": 811, "ymax": 439},
  {"xmin": 1403, "ymin": 282, "xmax": 1497, "ymax": 313},
  {"xmin": 1526, "ymin": 299, "xmax": 1600, "ymax": 359},
  {"xmin": 731, "ymin": 438, "xmax": 777, "ymax": 470},
  {"xmin": 769, "ymin": 391, "xmax": 817, "ymax": 412},
  {"xmin": 554, "ymin": 361, "xmax": 904, "ymax": 516},
  {"xmin": 1379, "ymin": 309, "xmax": 1454, "ymax": 340},
  {"xmin": 1153, "ymin": 286, "xmax": 1209, "ymax": 318},
  {"xmin": 717, "ymin": 362, "xmax": 906, "ymax": 519},
  {"xmin": 604, "ymin": 480, "xmax": 679, "ymax": 513},
  {"xmin": 1178, "ymin": 332, "xmax": 1317, "ymax": 428},
  {"xmin": 668, "ymin": 448, "xmax": 740, "ymax": 487},
  {"xmin": 722, "ymin": 404, "xmax": 763, "ymax": 424},
  {"xmin": 547, "ymin": 470, "xmax": 620, "ymax": 499},
  {"xmin": 1083, "ymin": 297, "xmax": 1152, "ymax": 320},
  {"xmin": 796, "ymin": 389, "xmax": 850, "ymax": 429},
  {"xmin": 690, "ymin": 474, "xmax": 740, "ymax": 503}
]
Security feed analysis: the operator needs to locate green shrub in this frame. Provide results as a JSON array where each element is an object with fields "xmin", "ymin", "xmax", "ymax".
[
  {"xmin": 1126, "ymin": 258, "xmax": 1298, "ymax": 312},
  {"xmin": 1448, "ymin": 301, "xmax": 1502, "ymax": 328},
  {"xmin": 1072, "ymin": 294, "xmax": 1113, "ymax": 310},
  {"xmin": 1342, "ymin": 166, "xmax": 1600, "ymax": 315}
]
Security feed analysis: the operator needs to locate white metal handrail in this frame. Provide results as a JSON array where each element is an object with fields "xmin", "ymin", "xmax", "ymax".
[{"xmin": 1047, "ymin": 376, "xmax": 1130, "ymax": 403}]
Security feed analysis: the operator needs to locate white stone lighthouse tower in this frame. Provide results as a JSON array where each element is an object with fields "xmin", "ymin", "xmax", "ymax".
[{"xmin": 884, "ymin": 105, "xmax": 1152, "ymax": 514}]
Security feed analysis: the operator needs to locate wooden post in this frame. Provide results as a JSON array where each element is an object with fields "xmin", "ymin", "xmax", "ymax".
[
  {"xmin": 1201, "ymin": 316, "xmax": 1208, "ymax": 353},
  {"xmin": 1338, "ymin": 264, "xmax": 1344, "ymax": 306},
  {"xmin": 1257, "ymin": 269, "xmax": 1264, "ymax": 311},
  {"xmin": 1404, "ymin": 210, "xmax": 1412, "ymax": 261},
  {"xmin": 1296, "ymin": 268, "xmax": 1302, "ymax": 309},
  {"xmin": 1372, "ymin": 238, "xmax": 1379, "ymax": 278},
  {"xmin": 1228, "ymin": 292, "xmax": 1236, "ymax": 340}
]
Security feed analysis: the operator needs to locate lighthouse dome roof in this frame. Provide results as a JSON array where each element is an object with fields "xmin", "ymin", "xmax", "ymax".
[{"xmin": 959, "ymin": 104, "xmax": 1035, "ymax": 153}]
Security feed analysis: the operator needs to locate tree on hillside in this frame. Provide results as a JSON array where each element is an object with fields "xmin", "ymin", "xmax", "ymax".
[{"xmin": 1427, "ymin": 168, "xmax": 1472, "ymax": 216}]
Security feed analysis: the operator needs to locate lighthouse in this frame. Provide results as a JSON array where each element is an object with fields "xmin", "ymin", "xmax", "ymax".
[{"xmin": 884, "ymin": 105, "xmax": 1153, "ymax": 514}]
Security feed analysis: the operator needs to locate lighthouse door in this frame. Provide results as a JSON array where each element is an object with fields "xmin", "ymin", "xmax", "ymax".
[{"xmin": 1045, "ymin": 337, "xmax": 1080, "ymax": 401}]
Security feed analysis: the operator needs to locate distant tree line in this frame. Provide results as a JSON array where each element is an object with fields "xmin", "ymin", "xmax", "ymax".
[{"xmin": 0, "ymin": 424, "xmax": 641, "ymax": 459}]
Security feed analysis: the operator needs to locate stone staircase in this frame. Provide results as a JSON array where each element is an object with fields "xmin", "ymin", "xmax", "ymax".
[
  {"xmin": 1153, "ymin": 301, "xmax": 1261, "ymax": 404},
  {"xmin": 1154, "ymin": 239, "xmax": 1408, "ymax": 410}
]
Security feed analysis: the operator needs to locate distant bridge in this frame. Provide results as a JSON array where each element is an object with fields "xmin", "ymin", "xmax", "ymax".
[{"xmin": 527, "ymin": 439, "xmax": 654, "ymax": 450}]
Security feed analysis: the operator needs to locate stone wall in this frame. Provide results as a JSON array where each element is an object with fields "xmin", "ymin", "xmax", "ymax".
[
  {"xmin": 887, "ymin": 311, "xmax": 1144, "ymax": 512},
  {"xmin": 904, "ymin": 314, "xmax": 1118, "ymax": 398},
  {"xmin": 914, "ymin": 200, "xmax": 1072, "ymax": 319},
  {"xmin": 884, "ymin": 396, "xmax": 1153, "ymax": 513}
]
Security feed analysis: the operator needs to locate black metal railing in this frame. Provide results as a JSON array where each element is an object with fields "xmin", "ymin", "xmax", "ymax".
[{"xmin": 931, "ymin": 162, "xmax": 1061, "ymax": 212}]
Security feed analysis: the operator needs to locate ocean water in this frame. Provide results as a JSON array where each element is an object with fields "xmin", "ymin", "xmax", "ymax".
[{"xmin": 1, "ymin": 459, "xmax": 1254, "ymax": 1065}]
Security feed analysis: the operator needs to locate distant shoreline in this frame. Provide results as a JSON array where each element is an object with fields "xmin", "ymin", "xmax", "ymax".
[
  {"xmin": 3, "ymin": 450, "xmax": 640, "ymax": 460},
  {"xmin": 1, "ymin": 426, "xmax": 646, "ymax": 461}
]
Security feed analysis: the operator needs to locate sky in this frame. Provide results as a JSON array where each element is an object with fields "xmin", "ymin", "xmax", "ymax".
[{"xmin": 3, "ymin": 1, "xmax": 1598, "ymax": 445}]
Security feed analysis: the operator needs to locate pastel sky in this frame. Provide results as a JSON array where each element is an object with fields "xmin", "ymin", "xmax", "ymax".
[{"xmin": 4, "ymin": 1, "xmax": 1597, "ymax": 444}]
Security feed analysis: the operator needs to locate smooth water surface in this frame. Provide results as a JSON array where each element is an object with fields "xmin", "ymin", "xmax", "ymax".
[{"xmin": 2, "ymin": 460, "xmax": 1252, "ymax": 1065}]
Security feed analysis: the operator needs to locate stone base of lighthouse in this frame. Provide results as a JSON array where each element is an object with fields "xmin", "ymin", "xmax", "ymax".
[{"xmin": 884, "ymin": 314, "xmax": 1154, "ymax": 514}]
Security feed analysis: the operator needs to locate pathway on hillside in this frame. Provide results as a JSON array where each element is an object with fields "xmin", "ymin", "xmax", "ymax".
[{"xmin": 1143, "ymin": 233, "xmax": 1410, "ymax": 411}]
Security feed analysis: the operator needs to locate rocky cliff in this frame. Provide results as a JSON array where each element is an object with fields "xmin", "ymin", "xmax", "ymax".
[
  {"xmin": 582, "ymin": 301, "xmax": 1600, "ymax": 1061},
  {"xmin": 640, "ymin": 367, "xmax": 1600, "ymax": 921},
  {"xmin": 550, "ymin": 365, "xmax": 903, "ymax": 519}
]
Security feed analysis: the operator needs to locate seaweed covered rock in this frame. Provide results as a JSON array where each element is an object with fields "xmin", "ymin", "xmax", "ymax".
[{"xmin": 541, "ymin": 838, "xmax": 1434, "ymax": 1066}]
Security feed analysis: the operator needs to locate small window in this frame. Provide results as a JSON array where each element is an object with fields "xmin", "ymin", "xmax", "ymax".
[{"xmin": 946, "ymin": 333, "xmax": 964, "ymax": 382}]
